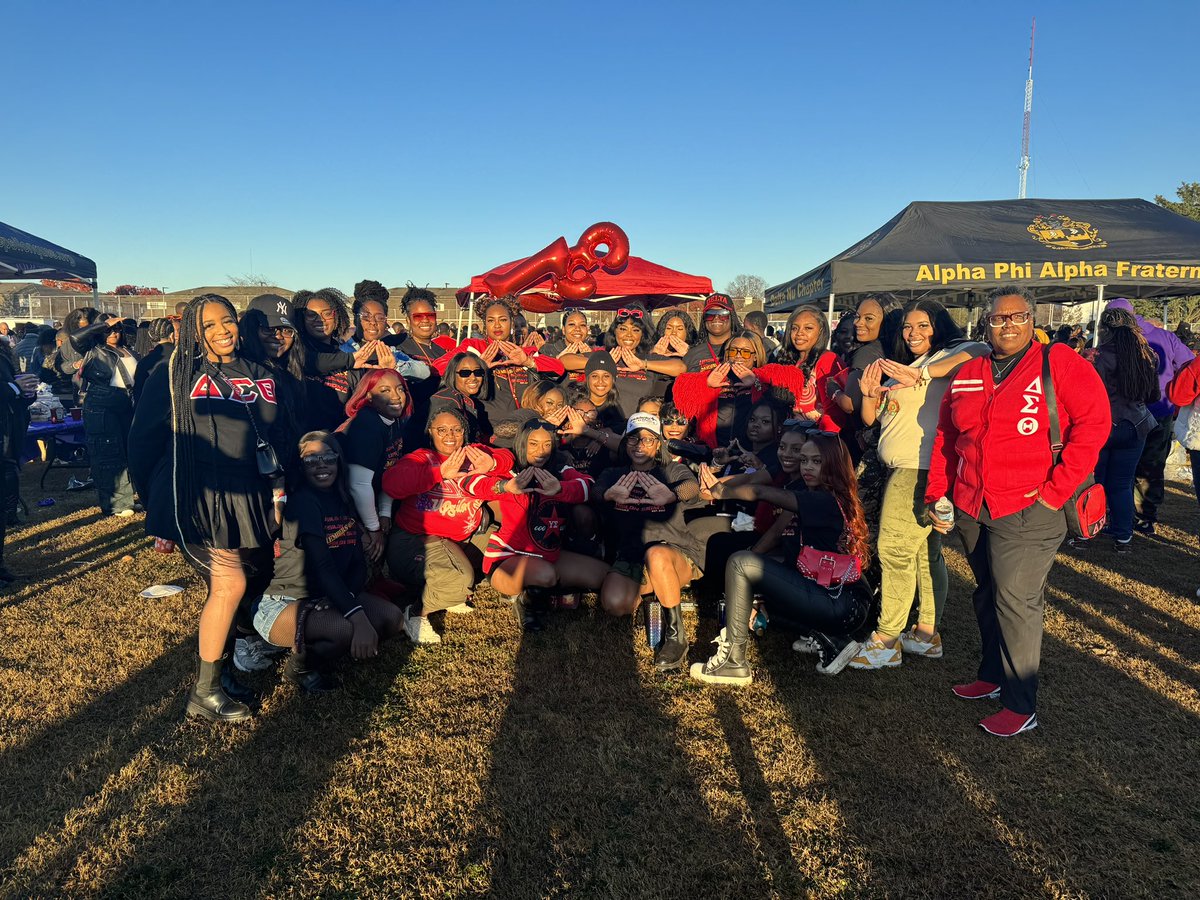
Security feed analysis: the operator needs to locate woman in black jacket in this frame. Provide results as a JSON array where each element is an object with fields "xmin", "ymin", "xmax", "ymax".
[
  {"xmin": 428, "ymin": 352, "xmax": 493, "ymax": 444},
  {"xmin": 129, "ymin": 294, "xmax": 291, "ymax": 724},
  {"xmin": 0, "ymin": 339, "xmax": 35, "ymax": 584},
  {"xmin": 68, "ymin": 309, "xmax": 140, "ymax": 517},
  {"xmin": 132, "ymin": 318, "xmax": 176, "ymax": 405},
  {"xmin": 292, "ymin": 288, "xmax": 392, "ymax": 432}
]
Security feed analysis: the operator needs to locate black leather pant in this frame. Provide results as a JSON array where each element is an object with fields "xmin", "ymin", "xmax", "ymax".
[{"xmin": 724, "ymin": 550, "xmax": 869, "ymax": 644}]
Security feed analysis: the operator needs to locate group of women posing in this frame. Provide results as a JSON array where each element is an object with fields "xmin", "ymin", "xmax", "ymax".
[{"xmin": 109, "ymin": 281, "xmax": 1052, "ymax": 723}]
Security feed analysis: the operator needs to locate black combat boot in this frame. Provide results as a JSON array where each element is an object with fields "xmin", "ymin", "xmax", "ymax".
[
  {"xmin": 653, "ymin": 603, "xmax": 689, "ymax": 672},
  {"xmin": 186, "ymin": 656, "xmax": 252, "ymax": 723}
]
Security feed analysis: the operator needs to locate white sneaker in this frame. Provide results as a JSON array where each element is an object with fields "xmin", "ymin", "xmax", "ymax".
[
  {"xmin": 848, "ymin": 637, "xmax": 902, "ymax": 670},
  {"xmin": 899, "ymin": 629, "xmax": 943, "ymax": 659},
  {"xmin": 445, "ymin": 602, "xmax": 474, "ymax": 615},
  {"xmin": 403, "ymin": 606, "xmax": 442, "ymax": 644},
  {"xmin": 234, "ymin": 635, "xmax": 275, "ymax": 672},
  {"xmin": 792, "ymin": 636, "xmax": 820, "ymax": 655},
  {"xmin": 112, "ymin": 509, "xmax": 136, "ymax": 518}
]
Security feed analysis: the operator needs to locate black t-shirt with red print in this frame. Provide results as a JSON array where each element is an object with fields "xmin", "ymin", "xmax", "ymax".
[
  {"xmin": 596, "ymin": 461, "xmax": 705, "ymax": 566},
  {"xmin": 342, "ymin": 411, "xmax": 407, "ymax": 496},
  {"xmin": 267, "ymin": 485, "xmax": 367, "ymax": 615}
]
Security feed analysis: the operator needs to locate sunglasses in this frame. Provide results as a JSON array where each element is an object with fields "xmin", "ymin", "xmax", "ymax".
[
  {"xmin": 457, "ymin": 368, "xmax": 485, "ymax": 377},
  {"xmin": 704, "ymin": 310, "xmax": 731, "ymax": 318},
  {"xmin": 302, "ymin": 453, "xmax": 339, "ymax": 466},
  {"xmin": 410, "ymin": 312, "xmax": 437, "ymax": 322},
  {"xmin": 661, "ymin": 415, "xmax": 689, "ymax": 426},
  {"xmin": 616, "ymin": 308, "xmax": 645, "ymax": 320},
  {"xmin": 726, "ymin": 347, "xmax": 755, "ymax": 360}
]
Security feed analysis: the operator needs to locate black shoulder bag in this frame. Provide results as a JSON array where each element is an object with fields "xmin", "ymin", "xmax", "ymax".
[
  {"xmin": 212, "ymin": 367, "xmax": 282, "ymax": 479},
  {"xmin": 1041, "ymin": 349, "xmax": 1107, "ymax": 539}
]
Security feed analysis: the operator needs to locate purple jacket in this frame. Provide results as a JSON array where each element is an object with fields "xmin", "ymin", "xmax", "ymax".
[{"xmin": 1106, "ymin": 299, "xmax": 1194, "ymax": 417}]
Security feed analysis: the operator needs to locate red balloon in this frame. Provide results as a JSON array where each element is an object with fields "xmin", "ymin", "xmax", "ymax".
[
  {"xmin": 483, "ymin": 236, "xmax": 570, "ymax": 298},
  {"xmin": 570, "ymin": 221, "xmax": 630, "ymax": 272},
  {"xmin": 556, "ymin": 269, "xmax": 597, "ymax": 301},
  {"xmin": 519, "ymin": 292, "xmax": 562, "ymax": 314},
  {"xmin": 481, "ymin": 223, "xmax": 630, "ymax": 305}
]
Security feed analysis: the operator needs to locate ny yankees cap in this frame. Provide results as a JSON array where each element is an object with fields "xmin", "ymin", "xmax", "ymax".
[{"xmin": 247, "ymin": 294, "xmax": 295, "ymax": 329}]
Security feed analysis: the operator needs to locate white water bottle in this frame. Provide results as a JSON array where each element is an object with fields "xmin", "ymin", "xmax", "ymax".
[{"xmin": 934, "ymin": 496, "xmax": 955, "ymax": 527}]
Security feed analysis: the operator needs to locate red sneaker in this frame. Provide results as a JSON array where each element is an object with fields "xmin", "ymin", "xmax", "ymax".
[
  {"xmin": 952, "ymin": 680, "xmax": 1001, "ymax": 700},
  {"xmin": 979, "ymin": 708, "xmax": 1038, "ymax": 737}
]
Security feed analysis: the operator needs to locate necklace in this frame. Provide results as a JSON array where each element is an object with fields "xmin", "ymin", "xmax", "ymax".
[{"xmin": 991, "ymin": 354, "xmax": 1020, "ymax": 382}]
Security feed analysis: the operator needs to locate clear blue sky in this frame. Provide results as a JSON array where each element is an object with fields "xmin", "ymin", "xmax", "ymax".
[{"xmin": 5, "ymin": 1, "xmax": 1197, "ymax": 294}]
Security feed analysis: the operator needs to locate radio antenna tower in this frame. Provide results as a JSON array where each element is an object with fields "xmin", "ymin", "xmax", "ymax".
[{"xmin": 1018, "ymin": 18, "xmax": 1036, "ymax": 199}]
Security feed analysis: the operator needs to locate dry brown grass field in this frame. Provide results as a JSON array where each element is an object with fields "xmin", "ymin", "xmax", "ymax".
[{"xmin": 1, "ymin": 465, "xmax": 1198, "ymax": 899}]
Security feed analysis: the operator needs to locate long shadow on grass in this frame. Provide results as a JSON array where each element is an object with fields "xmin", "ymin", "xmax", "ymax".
[
  {"xmin": 6, "ymin": 638, "xmax": 413, "ymax": 897},
  {"xmin": 1045, "ymin": 575, "xmax": 1200, "ymax": 695},
  {"xmin": 753, "ymin": 557, "xmax": 1199, "ymax": 898},
  {"xmin": 2, "ymin": 522, "xmax": 148, "ymax": 596},
  {"xmin": 0, "ymin": 637, "xmax": 196, "ymax": 878},
  {"xmin": 0, "ymin": 535, "xmax": 150, "ymax": 611},
  {"xmin": 463, "ymin": 610, "xmax": 810, "ymax": 899},
  {"xmin": 9, "ymin": 509, "xmax": 104, "ymax": 544}
]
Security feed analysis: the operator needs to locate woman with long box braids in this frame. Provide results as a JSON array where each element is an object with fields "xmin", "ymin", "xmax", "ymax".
[{"xmin": 129, "ymin": 294, "xmax": 291, "ymax": 723}]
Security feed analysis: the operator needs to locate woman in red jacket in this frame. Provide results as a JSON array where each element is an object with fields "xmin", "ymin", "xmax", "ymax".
[
  {"xmin": 926, "ymin": 286, "xmax": 1110, "ymax": 737},
  {"xmin": 458, "ymin": 418, "xmax": 610, "ymax": 631},
  {"xmin": 1167, "ymin": 352, "xmax": 1200, "ymax": 509},
  {"xmin": 382, "ymin": 407, "xmax": 514, "ymax": 644},
  {"xmin": 671, "ymin": 332, "xmax": 804, "ymax": 448}
]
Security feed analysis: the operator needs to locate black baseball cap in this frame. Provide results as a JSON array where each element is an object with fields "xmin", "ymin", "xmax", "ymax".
[{"xmin": 247, "ymin": 294, "xmax": 295, "ymax": 329}]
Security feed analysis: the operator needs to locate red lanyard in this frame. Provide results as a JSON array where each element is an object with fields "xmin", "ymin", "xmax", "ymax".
[{"xmin": 410, "ymin": 339, "xmax": 436, "ymax": 363}]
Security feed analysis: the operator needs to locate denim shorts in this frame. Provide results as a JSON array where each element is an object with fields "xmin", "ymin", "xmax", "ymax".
[{"xmin": 252, "ymin": 593, "xmax": 298, "ymax": 646}]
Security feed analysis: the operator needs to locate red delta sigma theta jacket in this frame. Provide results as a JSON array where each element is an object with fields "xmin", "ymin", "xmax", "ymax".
[{"xmin": 925, "ymin": 342, "xmax": 1111, "ymax": 519}]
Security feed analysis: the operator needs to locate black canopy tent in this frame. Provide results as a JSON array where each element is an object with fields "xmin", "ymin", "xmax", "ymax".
[
  {"xmin": 0, "ymin": 220, "xmax": 98, "ymax": 300},
  {"xmin": 765, "ymin": 199, "xmax": 1200, "ymax": 334}
]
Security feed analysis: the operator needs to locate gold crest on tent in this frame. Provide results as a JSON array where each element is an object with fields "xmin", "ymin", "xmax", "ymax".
[{"xmin": 1027, "ymin": 214, "xmax": 1108, "ymax": 250}]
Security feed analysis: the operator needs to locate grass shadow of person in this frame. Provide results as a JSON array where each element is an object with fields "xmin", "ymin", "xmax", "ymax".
[
  {"xmin": 5, "ymin": 635, "xmax": 415, "ymax": 897},
  {"xmin": 0, "ymin": 637, "xmax": 198, "ymax": 881},
  {"xmin": 746, "ymin": 550, "xmax": 1199, "ymax": 898},
  {"xmin": 460, "ymin": 602, "xmax": 812, "ymax": 899}
]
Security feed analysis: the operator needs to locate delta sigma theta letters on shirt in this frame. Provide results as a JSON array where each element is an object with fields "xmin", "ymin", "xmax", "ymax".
[{"xmin": 189, "ymin": 373, "xmax": 278, "ymax": 404}]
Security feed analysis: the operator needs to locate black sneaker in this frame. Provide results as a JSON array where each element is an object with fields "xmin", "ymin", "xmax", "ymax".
[
  {"xmin": 812, "ymin": 631, "xmax": 859, "ymax": 676},
  {"xmin": 1132, "ymin": 519, "xmax": 1156, "ymax": 536},
  {"xmin": 1114, "ymin": 539, "xmax": 1132, "ymax": 554}
]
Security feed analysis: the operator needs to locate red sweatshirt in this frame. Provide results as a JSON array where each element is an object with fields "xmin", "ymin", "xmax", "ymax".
[
  {"xmin": 671, "ymin": 361, "xmax": 840, "ymax": 447},
  {"xmin": 458, "ymin": 466, "xmax": 592, "ymax": 573},
  {"xmin": 431, "ymin": 338, "xmax": 566, "ymax": 377},
  {"xmin": 382, "ymin": 445, "xmax": 514, "ymax": 540},
  {"xmin": 1167, "ymin": 354, "xmax": 1200, "ymax": 407},
  {"xmin": 925, "ymin": 342, "xmax": 1110, "ymax": 518}
]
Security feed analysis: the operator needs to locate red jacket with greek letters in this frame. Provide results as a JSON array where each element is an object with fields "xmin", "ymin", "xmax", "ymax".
[
  {"xmin": 925, "ymin": 342, "xmax": 1110, "ymax": 519},
  {"xmin": 382, "ymin": 445, "xmax": 514, "ymax": 541},
  {"xmin": 458, "ymin": 465, "xmax": 593, "ymax": 573}
]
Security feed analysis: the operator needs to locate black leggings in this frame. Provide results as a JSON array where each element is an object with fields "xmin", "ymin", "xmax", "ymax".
[{"xmin": 724, "ymin": 550, "xmax": 869, "ymax": 644}]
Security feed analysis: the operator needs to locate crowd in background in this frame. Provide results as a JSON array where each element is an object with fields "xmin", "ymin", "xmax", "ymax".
[{"xmin": 0, "ymin": 281, "xmax": 1197, "ymax": 739}]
